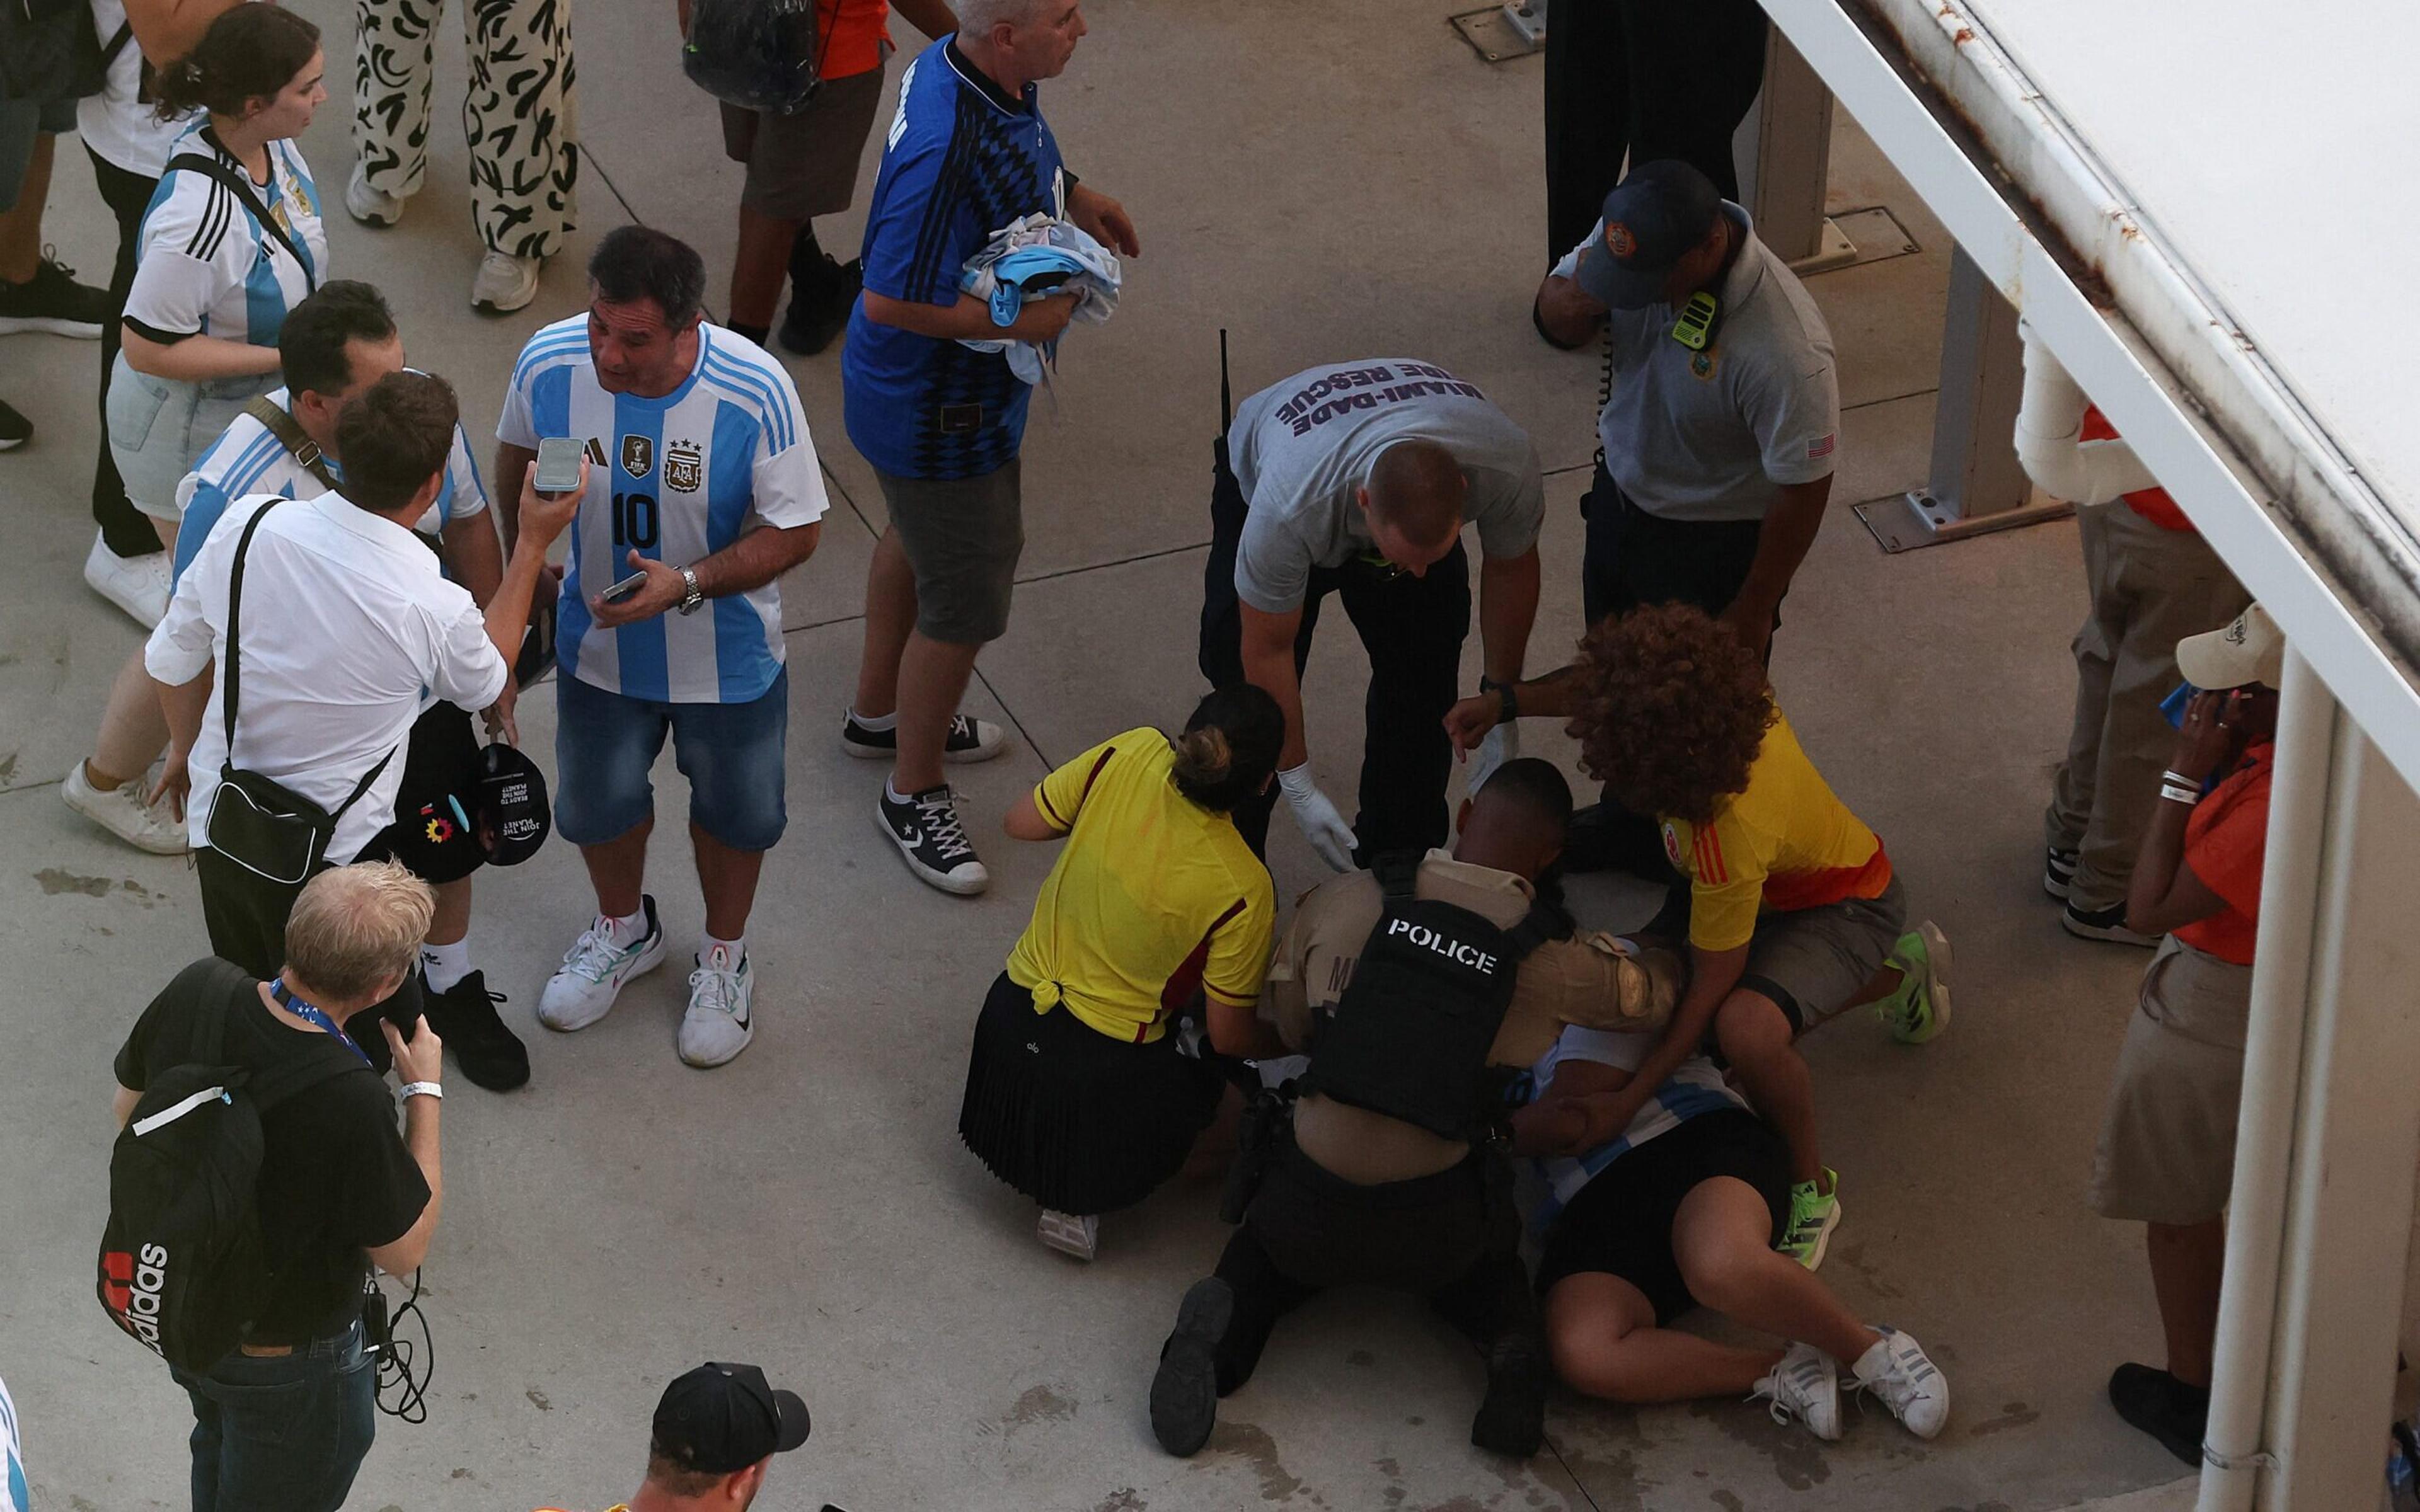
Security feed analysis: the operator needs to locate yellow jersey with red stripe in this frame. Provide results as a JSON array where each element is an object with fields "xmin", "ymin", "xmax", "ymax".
[
  {"xmin": 1006, "ymin": 728, "xmax": 1276, "ymax": 1043},
  {"xmin": 1659, "ymin": 709, "xmax": 1892, "ymax": 953}
]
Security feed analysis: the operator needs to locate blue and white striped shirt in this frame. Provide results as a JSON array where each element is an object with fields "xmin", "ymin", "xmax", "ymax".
[
  {"xmin": 1530, "ymin": 1028, "xmax": 1750, "ymax": 1225},
  {"xmin": 498, "ymin": 319, "xmax": 828, "ymax": 703},
  {"xmin": 122, "ymin": 121, "xmax": 323, "ymax": 348}
]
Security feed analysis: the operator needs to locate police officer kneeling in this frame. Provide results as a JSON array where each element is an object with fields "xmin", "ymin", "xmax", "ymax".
[{"xmin": 1151, "ymin": 760, "xmax": 1679, "ymax": 1459}]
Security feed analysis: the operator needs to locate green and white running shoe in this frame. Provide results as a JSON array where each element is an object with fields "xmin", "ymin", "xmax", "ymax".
[
  {"xmin": 1780, "ymin": 1169, "xmax": 1841, "ymax": 1271},
  {"xmin": 1874, "ymin": 920, "xmax": 1953, "ymax": 1045}
]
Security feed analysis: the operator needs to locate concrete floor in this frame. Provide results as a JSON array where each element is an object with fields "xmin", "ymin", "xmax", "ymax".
[{"xmin": 0, "ymin": 1, "xmax": 2221, "ymax": 1507}]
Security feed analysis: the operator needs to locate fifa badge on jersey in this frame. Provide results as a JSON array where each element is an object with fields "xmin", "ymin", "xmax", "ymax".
[
  {"xmin": 1661, "ymin": 821, "xmax": 1686, "ymax": 869},
  {"xmin": 664, "ymin": 440, "xmax": 704, "ymax": 493},
  {"xmin": 620, "ymin": 435, "xmax": 654, "ymax": 481}
]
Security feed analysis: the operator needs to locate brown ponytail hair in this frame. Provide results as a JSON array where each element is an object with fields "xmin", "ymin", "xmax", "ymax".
[
  {"xmin": 153, "ymin": 5, "xmax": 321, "ymax": 123},
  {"xmin": 1172, "ymin": 684, "xmax": 1284, "ymax": 812}
]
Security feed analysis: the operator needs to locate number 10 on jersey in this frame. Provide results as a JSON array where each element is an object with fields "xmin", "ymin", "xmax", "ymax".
[{"xmin": 611, "ymin": 491, "xmax": 659, "ymax": 550}]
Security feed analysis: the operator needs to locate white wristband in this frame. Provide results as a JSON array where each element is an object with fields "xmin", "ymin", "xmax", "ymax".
[
  {"xmin": 2160, "ymin": 784, "xmax": 2201, "ymax": 807},
  {"xmin": 398, "ymin": 1081, "xmax": 443, "ymax": 1102}
]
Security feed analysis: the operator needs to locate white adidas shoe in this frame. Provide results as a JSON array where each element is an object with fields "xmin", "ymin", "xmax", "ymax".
[
  {"xmin": 537, "ymin": 896, "xmax": 667, "ymax": 1031},
  {"xmin": 61, "ymin": 760, "xmax": 188, "ymax": 854},
  {"xmin": 83, "ymin": 533, "xmax": 170, "ymax": 627},
  {"xmin": 1750, "ymin": 1341, "xmax": 1843, "ymax": 1441},
  {"xmin": 1852, "ymin": 1326, "xmax": 1950, "ymax": 1440},
  {"xmin": 678, "ymin": 944, "xmax": 755, "ymax": 1068}
]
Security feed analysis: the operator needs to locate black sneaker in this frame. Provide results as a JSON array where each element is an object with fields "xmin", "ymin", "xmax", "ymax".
[
  {"xmin": 877, "ymin": 783, "xmax": 989, "ymax": 895},
  {"xmin": 0, "ymin": 250, "xmax": 110, "ymax": 338},
  {"xmin": 2045, "ymin": 846, "xmax": 2078, "ymax": 900},
  {"xmin": 2108, "ymin": 1362, "xmax": 2207, "ymax": 1468},
  {"xmin": 2063, "ymin": 900, "xmax": 2160, "ymax": 947},
  {"xmin": 1150, "ymin": 1277, "xmax": 1233, "ymax": 1458},
  {"xmin": 840, "ymin": 710, "xmax": 1008, "ymax": 764},
  {"xmin": 778, "ymin": 256, "xmax": 861, "ymax": 356},
  {"xmin": 0, "ymin": 398, "xmax": 28, "ymax": 452},
  {"xmin": 1470, "ymin": 1334, "xmax": 1547, "ymax": 1457},
  {"xmin": 423, "ymin": 970, "xmax": 531, "ymax": 1091}
]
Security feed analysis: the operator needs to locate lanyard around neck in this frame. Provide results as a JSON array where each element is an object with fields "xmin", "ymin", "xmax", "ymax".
[{"xmin": 272, "ymin": 978, "xmax": 371, "ymax": 1065}]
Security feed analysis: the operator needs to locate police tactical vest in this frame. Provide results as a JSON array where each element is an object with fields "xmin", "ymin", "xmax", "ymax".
[{"xmin": 1299, "ymin": 853, "xmax": 1568, "ymax": 1140}]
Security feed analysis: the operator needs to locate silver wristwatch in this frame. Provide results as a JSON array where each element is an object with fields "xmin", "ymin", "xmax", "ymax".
[{"xmin": 676, "ymin": 566, "xmax": 703, "ymax": 616}]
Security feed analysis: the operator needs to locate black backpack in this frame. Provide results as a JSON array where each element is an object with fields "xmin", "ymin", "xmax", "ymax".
[
  {"xmin": 0, "ymin": 0, "xmax": 130, "ymax": 103},
  {"xmin": 96, "ymin": 961, "xmax": 374, "ymax": 1372}
]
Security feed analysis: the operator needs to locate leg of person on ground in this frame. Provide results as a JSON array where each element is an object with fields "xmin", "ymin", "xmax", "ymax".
[{"xmin": 1427, "ymin": 1240, "xmax": 1549, "ymax": 1456}]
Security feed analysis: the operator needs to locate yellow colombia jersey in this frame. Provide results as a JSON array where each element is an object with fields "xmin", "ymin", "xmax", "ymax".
[
  {"xmin": 1659, "ymin": 708, "xmax": 1892, "ymax": 953},
  {"xmin": 1006, "ymin": 728, "xmax": 1276, "ymax": 1042}
]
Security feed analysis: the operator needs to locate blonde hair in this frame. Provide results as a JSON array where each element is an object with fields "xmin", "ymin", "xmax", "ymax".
[{"xmin": 285, "ymin": 862, "xmax": 435, "ymax": 1000}]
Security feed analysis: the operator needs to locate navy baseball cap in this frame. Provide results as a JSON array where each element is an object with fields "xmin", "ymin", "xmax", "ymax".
[
  {"xmin": 652, "ymin": 1363, "xmax": 810, "ymax": 1475},
  {"xmin": 1574, "ymin": 160, "xmax": 1724, "ymax": 310}
]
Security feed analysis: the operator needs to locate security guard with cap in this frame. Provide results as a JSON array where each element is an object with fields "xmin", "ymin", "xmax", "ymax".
[
  {"xmin": 1519, "ymin": 158, "xmax": 1841, "ymax": 874},
  {"xmin": 1150, "ymin": 760, "xmax": 1680, "ymax": 1462}
]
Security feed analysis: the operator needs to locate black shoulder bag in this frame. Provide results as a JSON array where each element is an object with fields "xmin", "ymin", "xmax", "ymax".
[{"xmin": 201, "ymin": 502, "xmax": 394, "ymax": 883}]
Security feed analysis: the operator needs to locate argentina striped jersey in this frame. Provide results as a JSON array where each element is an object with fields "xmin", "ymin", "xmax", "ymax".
[
  {"xmin": 1530, "ymin": 1027, "xmax": 1749, "ymax": 1225},
  {"xmin": 123, "ymin": 121, "xmax": 324, "ymax": 348}
]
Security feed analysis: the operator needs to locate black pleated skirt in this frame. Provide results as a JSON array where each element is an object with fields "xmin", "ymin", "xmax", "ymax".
[{"xmin": 957, "ymin": 971, "xmax": 1223, "ymax": 1216}]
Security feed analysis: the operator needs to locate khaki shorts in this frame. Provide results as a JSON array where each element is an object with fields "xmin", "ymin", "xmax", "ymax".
[
  {"xmin": 2088, "ymin": 936, "xmax": 2252, "ymax": 1225},
  {"xmin": 875, "ymin": 459, "xmax": 1024, "ymax": 644},
  {"xmin": 718, "ymin": 62, "xmax": 887, "ymax": 222}
]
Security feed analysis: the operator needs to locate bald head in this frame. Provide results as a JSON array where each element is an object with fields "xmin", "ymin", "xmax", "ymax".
[
  {"xmin": 1364, "ymin": 439, "xmax": 1466, "ymax": 554},
  {"xmin": 1452, "ymin": 759, "xmax": 1573, "ymax": 880}
]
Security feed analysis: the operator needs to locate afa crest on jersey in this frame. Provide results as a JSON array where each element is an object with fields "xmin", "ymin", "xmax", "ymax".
[
  {"xmin": 621, "ymin": 434, "xmax": 653, "ymax": 480},
  {"xmin": 664, "ymin": 440, "xmax": 704, "ymax": 493}
]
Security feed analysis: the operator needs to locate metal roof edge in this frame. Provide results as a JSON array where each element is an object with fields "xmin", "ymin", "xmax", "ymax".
[{"xmin": 1760, "ymin": 0, "xmax": 2420, "ymax": 790}]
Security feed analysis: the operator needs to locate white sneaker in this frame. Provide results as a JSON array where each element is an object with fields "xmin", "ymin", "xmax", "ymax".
[
  {"xmin": 1750, "ymin": 1341, "xmax": 1843, "ymax": 1441},
  {"xmin": 471, "ymin": 251, "xmax": 542, "ymax": 313},
  {"xmin": 537, "ymin": 896, "xmax": 667, "ymax": 1031},
  {"xmin": 61, "ymin": 760, "xmax": 188, "ymax": 854},
  {"xmin": 1852, "ymin": 1326, "xmax": 1950, "ymax": 1440},
  {"xmin": 1037, "ymin": 1210, "xmax": 1098, "ymax": 1261},
  {"xmin": 678, "ymin": 944, "xmax": 755, "ymax": 1068},
  {"xmin": 344, "ymin": 163, "xmax": 404, "ymax": 227},
  {"xmin": 83, "ymin": 533, "xmax": 170, "ymax": 627}
]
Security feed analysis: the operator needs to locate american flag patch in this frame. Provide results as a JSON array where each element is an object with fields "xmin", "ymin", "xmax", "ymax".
[{"xmin": 1807, "ymin": 433, "xmax": 1837, "ymax": 459}]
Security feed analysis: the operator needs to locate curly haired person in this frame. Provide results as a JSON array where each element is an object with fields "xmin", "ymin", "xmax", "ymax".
[{"xmin": 1444, "ymin": 603, "xmax": 1952, "ymax": 1268}]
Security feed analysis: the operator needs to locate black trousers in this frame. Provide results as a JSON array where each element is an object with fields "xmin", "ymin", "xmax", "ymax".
[
  {"xmin": 1573, "ymin": 463, "xmax": 1770, "ymax": 878},
  {"xmin": 88, "ymin": 146, "xmax": 162, "ymax": 559},
  {"xmin": 1209, "ymin": 1137, "xmax": 1538, "ymax": 1396},
  {"xmin": 195, "ymin": 847, "xmax": 423, "ymax": 1033},
  {"xmin": 1542, "ymin": 0, "xmax": 1771, "ymax": 261},
  {"xmin": 1197, "ymin": 437, "xmax": 1471, "ymax": 862}
]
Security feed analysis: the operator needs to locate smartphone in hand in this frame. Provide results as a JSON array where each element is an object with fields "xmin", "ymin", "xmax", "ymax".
[
  {"xmin": 534, "ymin": 435, "xmax": 585, "ymax": 494},
  {"xmin": 601, "ymin": 570, "xmax": 650, "ymax": 604}
]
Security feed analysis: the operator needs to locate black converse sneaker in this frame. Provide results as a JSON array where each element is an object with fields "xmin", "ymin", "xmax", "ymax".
[
  {"xmin": 879, "ymin": 783, "xmax": 990, "ymax": 895},
  {"xmin": 841, "ymin": 711, "xmax": 1007, "ymax": 764}
]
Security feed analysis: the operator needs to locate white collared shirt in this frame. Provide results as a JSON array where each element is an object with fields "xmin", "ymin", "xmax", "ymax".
[{"xmin": 146, "ymin": 491, "xmax": 509, "ymax": 861}]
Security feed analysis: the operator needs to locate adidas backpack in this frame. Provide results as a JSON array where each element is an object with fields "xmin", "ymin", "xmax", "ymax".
[{"xmin": 97, "ymin": 961, "xmax": 372, "ymax": 1372}]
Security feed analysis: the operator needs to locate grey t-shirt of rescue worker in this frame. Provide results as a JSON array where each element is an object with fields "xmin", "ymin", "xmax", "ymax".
[
  {"xmin": 1226, "ymin": 358, "xmax": 1545, "ymax": 614},
  {"xmin": 1555, "ymin": 204, "xmax": 1839, "ymax": 523}
]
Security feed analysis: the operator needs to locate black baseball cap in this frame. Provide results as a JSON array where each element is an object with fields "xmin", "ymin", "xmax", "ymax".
[
  {"xmin": 475, "ymin": 741, "xmax": 551, "ymax": 867},
  {"xmin": 652, "ymin": 1363, "xmax": 810, "ymax": 1475},
  {"xmin": 1574, "ymin": 159, "xmax": 1724, "ymax": 310}
]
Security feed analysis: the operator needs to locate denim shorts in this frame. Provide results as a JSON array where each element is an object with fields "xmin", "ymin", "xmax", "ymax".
[
  {"xmin": 106, "ymin": 354, "xmax": 279, "ymax": 518},
  {"xmin": 554, "ymin": 667, "xmax": 789, "ymax": 850}
]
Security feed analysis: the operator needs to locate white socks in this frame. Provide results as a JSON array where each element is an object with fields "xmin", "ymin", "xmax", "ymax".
[
  {"xmin": 421, "ymin": 939, "xmax": 473, "ymax": 994},
  {"xmin": 850, "ymin": 707, "xmax": 899, "ymax": 731},
  {"xmin": 601, "ymin": 907, "xmax": 648, "ymax": 946},
  {"xmin": 703, "ymin": 934, "xmax": 746, "ymax": 966}
]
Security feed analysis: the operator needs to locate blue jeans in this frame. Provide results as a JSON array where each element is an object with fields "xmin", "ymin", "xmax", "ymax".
[
  {"xmin": 554, "ymin": 666, "xmax": 790, "ymax": 850},
  {"xmin": 169, "ymin": 1320, "xmax": 376, "ymax": 1512}
]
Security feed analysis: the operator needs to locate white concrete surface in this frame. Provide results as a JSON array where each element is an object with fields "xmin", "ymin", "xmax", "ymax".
[{"xmin": 0, "ymin": 1, "xmax": 2230, "ymax": 1508}]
